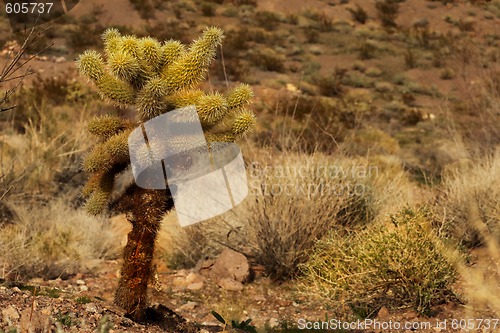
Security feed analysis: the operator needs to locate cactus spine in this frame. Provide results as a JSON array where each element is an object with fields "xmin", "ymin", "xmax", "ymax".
[{"xmin": 76, "ymin": 27, "xmax": 255, "ymax": 322}]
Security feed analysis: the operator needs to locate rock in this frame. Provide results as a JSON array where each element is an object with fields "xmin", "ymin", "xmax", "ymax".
[
  {"xmin": 377, "ymin": 306, "xmax": 390, "ymax": 319},
  {"xmin": 176, "ymin": 301, "xmax": 197, "ymax": 312},
  {"xmin": 268, "ymin": 318, "xmax": 280, "ymax": 328},
  {"xmin": 210, "ymin": 249, "xmax": 250, "ymax": 283},
  {"xmin": 54, "ymin": 56, "xmax": 66, "ymax": 63},
  {"xmin": 185, "ymin": 272, "xmax": 204, "ymax": 284},
  {"xmin": 79, "ymin": 285, "xmax": 89, "ymax": 292},
  {"xmin": 173, "ymin": 277, "xmax": 188, "ymax": 287},
  {"xmin": 217, "ymin": 278, "xmax": 244, "ymax": 292},
  {"xmin": 20, "ymin": 308, "xmax": 46, "ymax": 333},
  {"xmin": 76, "ymin": 279, "xmax": 85, "ymax": 285},
  {"xmin": 187, "ymin": 282, "xmax": 204, "ymax": 291},
  {"xmin": 253, "ymin": 295, "xmax": 266, "ymax": 302},
  {"xmin": 195, "ymin": 259, "xmax": 215, "ymax": 276},
  {"xmin": 2, "ymin": 305, "xmax": 20, "ymax": 323},
  {"xmin": 84, "ymin": 303, "xmax": 98, "ymax": 313}
]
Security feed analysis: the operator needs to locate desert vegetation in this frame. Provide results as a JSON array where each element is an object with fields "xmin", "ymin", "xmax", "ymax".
[{"xmin": 1, "ymin": 0, "xmax": 500, "ymax": 332}]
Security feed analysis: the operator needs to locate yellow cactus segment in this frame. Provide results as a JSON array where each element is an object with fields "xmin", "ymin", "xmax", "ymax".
[
  {"xmin": 102, "ymin": 28, "xmax": 121, "ymax": 55},
  {"xmin": 166, "ymin": 89, "xmax": 204, "ymax": 109},
  {"xmin": 163, "ymin": 27, "xmax": 224, "ymax": 91},
  {"xmin": 76, "ymin": 50, "xmax": 105, "ymax": 82},
  {"xmin": 160, "ymin": 40, "xmax": 185, "ymax": 70},
  {"xmin": 96, "ymin": 73, "xmax": 136, "ymax": 106},
  {"xmin": 108, "ymin": 51, "xmax": 140, "ymax": 82},
  {"xmin": 82, "ymin": 170, "xmax": 115, "ymax": 198},
  {"xmin": 137, "ymin": 76, "xmax": 168, "ymax": 120},
  {"xmin": 197, "ymin": 92, "xmax": 228, "ymax": 126},
  {"xmin": 83, "ymin": 130, "xmax": 131, "ymax": 173},
  {"xmin": 226, "ymin": 83, "xmax": 254, "ymax": 110},
  {"xmin": 119, "ymin": 35, "xmax": 142, "ymax": 59},
  {"xmin": 232, "ymin": 109, "xmax": 256, "ymax": 136},
  {"xmin": 88, "ymin": 115, "xmax": 129, "ymax": 139},
  {"xmin": 107, "ymin": 129, "xmax": 132, "ymax": 161},
  {"xmin": 140, "ymin": 37, "xmax": 163, "ymax": 72},
  {"xmin": 86, "ymin": 188, "xmax": 111, "ymax": 216},
  {"xmin": 205, "ymin": 132, "xmax": 235, "ymax": 143},
  {"xmin": 102, "ymin": 28, "xmax": 121, "ymax": 43}
]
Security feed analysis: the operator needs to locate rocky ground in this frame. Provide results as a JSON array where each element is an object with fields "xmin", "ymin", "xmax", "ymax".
[{"xmin": 1, "ymin": 248, "xmax": 498, "ymax": 333}]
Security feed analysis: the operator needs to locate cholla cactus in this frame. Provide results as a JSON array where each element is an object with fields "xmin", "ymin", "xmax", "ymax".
[{"xmin": 76, "ymin": 27, "xmax": 255, "ymax": 322}]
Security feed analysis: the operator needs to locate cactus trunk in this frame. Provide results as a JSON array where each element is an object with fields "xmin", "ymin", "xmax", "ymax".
[{"xmin": 114, "ymin": 185, "xmax": 174, "ymax": 322}]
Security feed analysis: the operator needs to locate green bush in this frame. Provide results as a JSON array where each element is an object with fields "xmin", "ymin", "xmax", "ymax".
[{"xmin": 301, "ymin": 207, "xmax": 459, "ymax": 316}]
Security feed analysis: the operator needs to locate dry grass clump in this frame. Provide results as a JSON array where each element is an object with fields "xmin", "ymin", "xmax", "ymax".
[
  {"xmin": 243, "ymin": 149, "xmax": 414, "ymax": 280},
  {"xmin": 0, "ymin": 198, "xmax": 121, "ymax": 281},
  {"xmin": 301, "ymin": 207, "xmax": 460, "ymax": 317},
  {"xmin": 434, "ymin": 148, "xmax": 500, "ymax": 248}
]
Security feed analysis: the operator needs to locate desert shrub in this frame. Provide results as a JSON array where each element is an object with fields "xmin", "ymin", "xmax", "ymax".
[
  {"xmin": 344, "ymin": 127, "xmax": 400, "ymax": 156},
  {"xmin": 301, "ymin": 207, "xmax": 460, "ymax": 316},
  {"xmin": 4, "ymin": 74, "xmax": 93, "ymax": 133},
  {"xmin": 246, "ymin": 152, "xmax": 377, "ymax": 280},
  {"xmin": 434, "ymin": 149, "xmax": 500, "ymax": 248},
  {"xmin": 357, "ymin": 40, "xmax": 377, "ymax": 59},
  {"xmin": 0, "ymin": 199, "xmax": 121, "ymax": 281},
  {"xmin": 303, "ymin": 25, "xmax": 320, "ymax": 43},
  {"xmin": 144, "ymin": 20, "xmax": 189, "ymax": 44},
  {"xmin": 455, "ymin": 17, "xmax": 476, "ymax": 32},
  {"xmin": 341, "ymin": 73, "xmax": 374, "ymax": 88},
  {"xmin": 314, "ymin": 67, "xmax": 347, "ymax": 97},
  {"xmin": 375, "ymin": 0, "xmax": 400, "ymax": 28},
  {"xmin": 200, "ymin": 2, "xmax": 216, "ymax": 16},
  {"xmin": 440, "ymin": 67, "xmax": 455, "ymax": 79},
  {"xmin": 66, "ymin": 7, "xmax": 105, "ymax": 51},
  {"xmin": 404, "ymin": 48, "xmax": 418, "ymax": 69},
  {"xmin": 128, "ymin": 0, "xmax": 155, "ymax": 19},
  {"xmin": 254, "ymin": 11, "xmax": 281, "ymax": 31},
  {"xmin": 312, "ymin": 12, "xmax": 334, "ymax": 32},
  {"xmin": 250, "ymin": 47, "xmax": 285, "ymax": 72},
  {"xmin": 347, "ymin": 5, "xmax": 368, "ymax": 24}
]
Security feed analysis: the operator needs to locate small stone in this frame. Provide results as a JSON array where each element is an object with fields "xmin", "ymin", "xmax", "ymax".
[
  {"xmin": 185, "ymin": 272, "xmax": 204, "ymax": 284},
  {"xmin": 269, "ymin": 318, "xmax": 279, "ymax": 328},
  {"xmin": 377, "ymin": 306, "xmax": 390, "ymax": 318},
  {"xmin": 253, "ymin": 295, "xmax": 266, "ymax": 302},
  {"xmin": 176, "ymin": 301, "xmax": 197, "ymax": 312},
  {"xmin": 20, "ymin": 308, "xmax": 45, "ymax": 333},
  {"xmin": 79, "ymin": 285, "xmax": 89, "ymax": 292},
  {"xmin": 173, "ymin": 277, "xmax": 188, "ymax": 287},
  {"xmin": 2, "ymin": 305, "xmax": 20, "ymax": 322},
  {"xmin": 217, "ymin": 278, "xmax": 244, "ymax": 292},
  {"xmin": 176, "ymin": 269, "xmax": 187, "ymax": 277},
  {"xmin": 210, "ymin": 249, "xmax": 250, "ymax": 283},
  {"xmin": 76, "ymin": 279, "xmax": 85, "ymax": 285},
  {"xmin": 187, "ymin": 282, "xmax": 204, "ymax": 291},
  {"xmin": 84, "ymin": 303, "xmax": 98, "ymax": 313}
]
